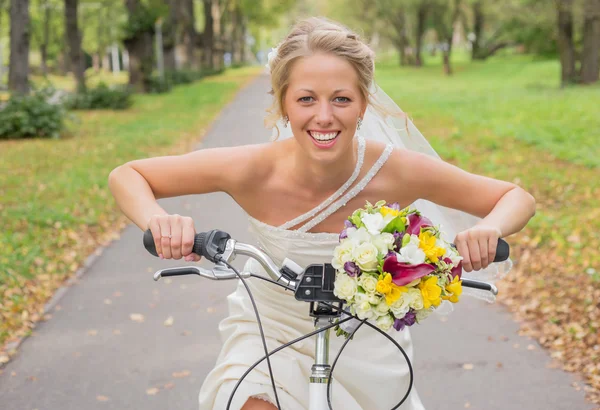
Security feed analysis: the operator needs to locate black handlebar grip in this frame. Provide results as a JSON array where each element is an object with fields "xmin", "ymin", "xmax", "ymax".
[
  {"xmin": 143, "ymin": 229, "xmax": 205, "ymax": 257},
  {"xmin": 494, "ymin": 238, "xmax": 510, "ymax": 262},
  {"xmin": 143, "ymin": 229, "xmax": 231, "ymax": 263}
]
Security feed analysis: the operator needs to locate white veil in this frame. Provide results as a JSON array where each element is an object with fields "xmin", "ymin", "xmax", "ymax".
[{"xmin": 270, "ymin": 80, "xmax": 512, "ymax": 304}]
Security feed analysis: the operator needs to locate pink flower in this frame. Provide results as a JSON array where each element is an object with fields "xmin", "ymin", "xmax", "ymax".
[
  {"xmin": 383, "ymin": 254, "xmax": 436, "ymax": 286},
  {"xmin": 406, "ymin": 214, "xmax": 433, "ymax": 236}
]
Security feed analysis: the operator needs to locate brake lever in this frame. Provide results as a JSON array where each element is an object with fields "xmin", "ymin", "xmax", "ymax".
[{"xmin": 153, "ymin": 263, "xmax": 251, "ymax": 281}]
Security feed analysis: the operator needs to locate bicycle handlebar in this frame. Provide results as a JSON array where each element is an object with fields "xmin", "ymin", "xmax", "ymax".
[{"xmin": 143, "ymin": 229, "xmax": 510, "ymax": 294}]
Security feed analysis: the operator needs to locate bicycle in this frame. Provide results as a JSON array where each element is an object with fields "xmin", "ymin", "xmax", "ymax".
[{"xmin": 143, "ymin": 229, "xmax": 510, "ymax": 410}]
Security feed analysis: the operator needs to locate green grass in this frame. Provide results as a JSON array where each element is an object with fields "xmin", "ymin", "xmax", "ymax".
[
  {"xmin": 0, "ymin": 66, "xmax": 260, "ymax": 346},
  {"xmin": 376, "ymin": 53, "xmax": 600, "ymax": 168}
]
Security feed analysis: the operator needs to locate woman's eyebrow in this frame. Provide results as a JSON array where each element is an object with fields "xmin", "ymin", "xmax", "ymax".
[{"xmin": 296, "ymin": 88, "xmax": 352, "ymax": 93}]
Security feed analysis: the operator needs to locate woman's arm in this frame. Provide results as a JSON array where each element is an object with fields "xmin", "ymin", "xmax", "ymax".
[
  {"xmin": 108, "ymin": 145, "xmax": 258, "ymax": 230},
  {"xmin": 391, "ymin": 149, "xmax": 536, "ymax": 271}
]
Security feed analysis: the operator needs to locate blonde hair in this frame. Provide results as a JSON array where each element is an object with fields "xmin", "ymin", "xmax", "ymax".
[{"xmin": 265, "ymin": 17, "xmax": 400, "ymax": 139}]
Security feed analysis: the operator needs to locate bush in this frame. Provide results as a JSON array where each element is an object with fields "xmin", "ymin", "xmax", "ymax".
[
  {"xmin": 165, "ymin": 70, "xmax": 202, "ymax": 85},
  {"xmin": 65, "ymin": 83, "xmax": 133, "ymax": 110},
  {"xmin": 0, "ymin": 88, "xmax": 67, "ymax": 140},
  {"xmin": 147, "ymin": 75, "xmax": 172, "ymax": 94}
]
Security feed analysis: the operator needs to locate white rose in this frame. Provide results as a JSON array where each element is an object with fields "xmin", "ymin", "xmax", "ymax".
[
  {"xmin": 354, "ymin": 300, "xmax": 376, "ymax": 320},
  {"xmin": 374, "ymin": 300, "xmax": 391, "ymax": 317},
  {"xmin": 390, "ymin": 293, "xmax": 411, "ymax": 317},
  {"xmin": 333, "ymin": 274, "xmax": 358, "ymax": 301},
  {"xmin": 372, "ymin": 233, "xmax": 396, "ymax": 255},
  {"xmin": 358, "ymin": 274, "xmax": 378, "ymax": 293},
  {"xmin": 352, "ymin": 243, "xmax": 379, "ymax": 271},
  {"xmin": 396, "ymin": 243, "xmax": 426, "ymax": 265},
  {"xmin": 347, "ymin": 226, "xmax": 371, "ymax": 246},
  {"xmin": 415, "ymin": 308, "xmax": 433, "ymax": 322},
  {"xmin": 376, "ymin": 314, "xmax": 394, "ymax": 332},
  {"xmin": 332, "ymin": 240, "xmax": 355, "ymax": 270},
  {"xmin": 265, "ymin": 46, "xmax": 279, "ymax": 70},
  {"xmin": 407, "ymin": 287, "xmax": 424, "ymax": 310},
  {"xmin": 368, "ymin": 293, "xmax": 381, "ymax": 305}
]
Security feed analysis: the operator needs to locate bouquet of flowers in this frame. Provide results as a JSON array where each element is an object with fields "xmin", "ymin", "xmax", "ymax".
[{"xmin": 332, "ymin": 200, "xmax": 464, "ymax": 336}]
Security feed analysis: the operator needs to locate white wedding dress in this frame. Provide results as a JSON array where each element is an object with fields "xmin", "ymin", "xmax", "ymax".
[{"xmin": 198, "ymin": 138, "xmax": 425, "ymax": 410}]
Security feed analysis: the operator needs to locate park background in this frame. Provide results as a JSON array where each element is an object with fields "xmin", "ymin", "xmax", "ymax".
[{"xmin": 0, "ymin": 0, "xmax": 599, "ymax": 407}]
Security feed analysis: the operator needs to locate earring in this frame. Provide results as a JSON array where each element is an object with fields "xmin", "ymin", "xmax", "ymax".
[
  {"xmin": 283, "ymin": 116, "xmax": 289, "ymax": 128},
  {"xmin": 357, "ymin": 117, "xmax": 363, "ymax": 130}
]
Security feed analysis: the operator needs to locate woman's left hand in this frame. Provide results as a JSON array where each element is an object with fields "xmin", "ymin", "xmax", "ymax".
[{"xmin": 454, "ymin": 224, "xmax": 502, "ymax": 272}]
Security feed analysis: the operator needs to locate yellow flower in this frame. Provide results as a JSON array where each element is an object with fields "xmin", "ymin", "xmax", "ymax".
[
  {"xmin": 377, "ymin": 273, "xmax": 407, "ymax": 305},
  {"xmin": 418, "ymin": 231, "xmax": 446, "ymax": 263},
  {"xmin": 442, "ymin": 275, "xmax": 463, "ymax": 303},
  {"xmin": 418, "ymin": 276, "xmax": 442, "ymax": 309},
  {"xmin": 380, "ymin": 206, "xmax": 401, "ymax": 218}
]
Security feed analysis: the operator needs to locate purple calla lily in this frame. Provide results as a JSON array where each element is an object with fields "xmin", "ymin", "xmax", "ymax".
[
  {"xmin": 406, "ymin": 213, "xmax": 433, "ymax": 236},
  {"xmin": 383, "ymin": 253, "xmax": 436, "ymax": 286},
  {"xmin": 443, "ymin": 257, "xmax": 463, "ymax": 279}
]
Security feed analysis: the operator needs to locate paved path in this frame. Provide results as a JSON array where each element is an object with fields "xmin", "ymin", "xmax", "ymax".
[{"xmin": 0, "ymin": 74, "xmax": 593, "ymax": 410}]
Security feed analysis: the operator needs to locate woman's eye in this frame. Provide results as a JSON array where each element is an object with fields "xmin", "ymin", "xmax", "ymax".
[
  {"xmin": 334, "ymin": 97, "xmax": 351, "ymax": 103},
  {"xmin": 299, "ymin": 96, "xmax": 313, "ymax": 103}
]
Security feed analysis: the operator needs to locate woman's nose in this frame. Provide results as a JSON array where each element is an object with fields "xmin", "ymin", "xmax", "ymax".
[{"xmin": 315, "ymin": 102, "xmax": 333, "ymax": 125}]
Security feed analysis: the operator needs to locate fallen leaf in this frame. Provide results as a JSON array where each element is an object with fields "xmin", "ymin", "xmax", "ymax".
[
  {"xmin": 146, "ymin": 387, "xmax": 159, "ymax": 396},
  {"xmin": 462, "ymin": 363, "xmax": 474, "ymax": 370},
  {"xmin": 113, "ymin": 329, "xmax": 121, "ymax": 335},
  {"xmin": 464, "ymin": 402, "xmax": 471, "ymax": 408},
  {"xmin": 54, "ymin": 305, "xmax": 62, "ymax": 311},
  {"xmin": 96, "ymin": 395, "xmax": 110, "ymax": 402},
  {"xmin": 28, "ymin": 376, "xmax": 37, "ymax": 382},
  {"xmin": 0, "ymin": 355, "xmax": 9, "ymax": 364},
  {"xmin": 87, "ymin": 329, "xmax": 98, "ymax": 336},
  {"xmin": 181, "ymin": 330, "xmax": 191, "ymax": 336},
  {"xmin": 487, "ymin": 336, "xmax": 494, "ymax": 342},
  {"xmin": 164, "ymin": 278, "xmax": 172, "ymax": 285},
  {"xmin": 527, "ymin": 344, "xmax": 536, "ymax": 350},
  {"xmin": 104, "ymin": 299, "xmax": 112, "ymax": 305},
  {"xmin": 73, "ymin": 352, "xmax": 82, "ymax": 358},
  {"xmin": 11, "ymin": 371, "xmax": 16, "ymax": 377},
  {"xmin": 497, "ymin": 362, "xmax": 503, "ymax": 368},
  {"xmin": 172, "ymin": 370, "xmax": 191, "ymax": 378},
  {"xmin": 180, "ymin": 284, "xmax": 188, "ymax": 290},
  {"xmin": 164, "ymin": 382, "xmax": 175, "ymax": 390},
  {"xmin": 206, "ymin": 307, "xmax": 216, "ymax": 313},
  {"xmin": 164, "ymin": 316, "xmax": 174, "ymax": 327},
  {"xmin": 113, "ymin": 291, "xmax": 123, "ymax": 297},
  {"xmin": 130, "ymin": 313, "xmax": 145, "ymax": 323}
]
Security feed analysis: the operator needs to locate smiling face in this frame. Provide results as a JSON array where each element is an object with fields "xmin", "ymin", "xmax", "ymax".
[{"xmin": 283, "ymin": 52, "xmax": 367, "ymax": 162}]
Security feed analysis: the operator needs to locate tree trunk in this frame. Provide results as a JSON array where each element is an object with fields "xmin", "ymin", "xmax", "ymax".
[
  {"xmin": 557, "ymin": 0, "xmax": 577, "ymax": 86},
  {"xmin": 8, "ymin": 0, "xmax": 30, "ymax": 94},
  {"xmin": 124, "ymin": 0, "xmax": 154, "ymax": 92},
  {"xmin": 471, "ymin": 0, "xmax": 484, "ymax": 60},
  {"xmin": 202, "ymin": 0, "xmax": 214, "ymax": 70},
  {"xmin": 414, "ymin": 2, "xmax": 428, "ymax": 67},
  {"xmin": 65, "ymin": 0, "xmax": 86, "ymax": 92},
  {"xmin": 162, "ymin": 0, "xmax": 177, "ymax": 71},
  {"xmin": 231, "ymin": 5, "xmax": 242, "ymax": 65},
  {"xmin": 179, "ymin": 0, "xmax": 197, "ymax": 69},
  {"xmin": 40, "ymin": 0, "xmax": 50, "ymax": 76},
  {"xmin": 211, "ymin": 0, "xmax": 222, "ymax": 70},
  {"xmin": 580, "ymin": 0, "xmax": 600, "ymax": 84}
]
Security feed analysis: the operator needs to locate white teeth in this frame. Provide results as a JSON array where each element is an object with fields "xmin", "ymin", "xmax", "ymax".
[{"xmin": 310, "ymin": 131, "xmax": 339, "ymax": 141}]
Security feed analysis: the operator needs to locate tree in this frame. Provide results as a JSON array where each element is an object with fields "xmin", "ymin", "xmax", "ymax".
[
  {"xmin": 432, "ymin": 0, "xmax": 461, "ymax": 75},
  {"xmin": 123, "ymin": 0, "xmax": 163, "ymax": 92},
  {"xmin": 8, "ymin": 0, "xmax": 31, "ymax": 94},
  {"xmin": 557, "ymin": 0, "xmax": 577, "ymax": 85},
  {"xmin": 580, "ymin": 0, "xmax": 600, "ymax": 84},
  {"xmin": 65, "ymin": 0, "xmax": 86, "ymax": 91}
]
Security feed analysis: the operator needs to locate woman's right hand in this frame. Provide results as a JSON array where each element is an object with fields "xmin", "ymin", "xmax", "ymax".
[{"xmin": 146, "ymin": 214, "xmax": 202, "ymax": 262}]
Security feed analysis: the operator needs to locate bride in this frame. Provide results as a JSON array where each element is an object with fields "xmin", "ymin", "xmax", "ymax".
[{"xmin": 108, "ymin": 16, "xmax": 536, "ymax": 410}]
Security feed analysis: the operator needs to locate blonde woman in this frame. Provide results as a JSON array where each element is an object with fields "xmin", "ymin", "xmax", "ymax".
[{"xmin": 109, "ymin": 17, "xmax": 535, "ymax": 410}]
